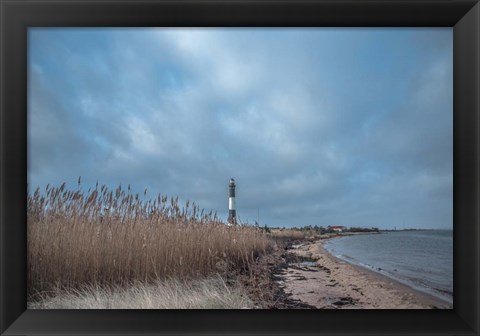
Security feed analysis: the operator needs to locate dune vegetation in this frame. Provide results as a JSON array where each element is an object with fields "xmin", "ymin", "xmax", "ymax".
[{"xmin": 27, "ymin": 181, "xmax": 274, "ymax": 308}]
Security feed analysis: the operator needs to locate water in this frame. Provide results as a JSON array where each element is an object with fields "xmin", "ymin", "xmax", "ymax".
[{"xmin": 324, "ymin": 230, "xmax": 453, "ymax": 304}]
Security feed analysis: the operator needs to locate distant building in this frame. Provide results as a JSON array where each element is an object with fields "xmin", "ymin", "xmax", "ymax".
[{"xmin": 328, "ymin": 225, "xmax": 346, "ymax": 233}]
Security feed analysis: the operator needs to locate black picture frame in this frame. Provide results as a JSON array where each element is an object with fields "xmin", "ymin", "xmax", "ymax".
[{"xmin": 1, "ymin": 0, "xmax": 479, "ymax": 335}]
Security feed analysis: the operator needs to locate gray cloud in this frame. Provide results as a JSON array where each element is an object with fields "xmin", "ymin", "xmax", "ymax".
[{"xmin": 28, "ymin": 28, "xmax": 453, "ymax": 229}]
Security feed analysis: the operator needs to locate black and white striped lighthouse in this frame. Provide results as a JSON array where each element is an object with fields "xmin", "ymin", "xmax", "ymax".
[{"xmin": 228, "ymin": 178, "xmax": 237, "ymax": 225}]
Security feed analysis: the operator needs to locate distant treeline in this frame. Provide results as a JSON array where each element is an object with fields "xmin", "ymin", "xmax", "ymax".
[
  {"xmin": 348, "ymin": 227, "xmax": 380, "ymax": 233},
  {"xmin": 265, "ymin": 225, "xmax": 380, "ymax": 234}
]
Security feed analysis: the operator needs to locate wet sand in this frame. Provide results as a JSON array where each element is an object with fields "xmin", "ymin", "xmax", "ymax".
[{"xmin": 273, "ymin": 238, "xmax": 452, "ymax": 309}]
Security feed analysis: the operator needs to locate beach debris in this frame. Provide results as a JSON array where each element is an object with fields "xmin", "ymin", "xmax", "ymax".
[{"xmin": 332, "ymin": 297, "xmax": 358, "ymax": 306}]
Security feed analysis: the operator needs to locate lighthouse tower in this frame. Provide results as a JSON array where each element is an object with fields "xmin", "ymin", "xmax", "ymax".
[{"xmin": 228, "ymin": 178, "xmax": 237, "ymax": 225}]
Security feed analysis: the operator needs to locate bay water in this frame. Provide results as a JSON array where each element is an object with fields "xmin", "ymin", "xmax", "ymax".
[{"xmin": 324, "ymin": 230, "xmax": 453, "ymax": 304}]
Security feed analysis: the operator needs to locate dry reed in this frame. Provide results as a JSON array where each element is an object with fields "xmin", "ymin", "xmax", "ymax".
[
  {"xmin": 270, "ymin": 229, "xmax": 306, "ymax": 240},
  {"xmin": 27, "ymin": 182, "xmax": 273, "ymax": 299}
]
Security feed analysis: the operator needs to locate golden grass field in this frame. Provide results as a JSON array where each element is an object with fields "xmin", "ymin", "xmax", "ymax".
[{"xmin": 27, "ymin": 182, "xmax": 274, "ymax": 308}]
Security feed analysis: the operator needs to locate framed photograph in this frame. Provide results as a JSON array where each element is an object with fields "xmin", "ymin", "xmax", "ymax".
[{"xmin": 1, "ymin": 0, "xmax": 479, "ymax": 335}]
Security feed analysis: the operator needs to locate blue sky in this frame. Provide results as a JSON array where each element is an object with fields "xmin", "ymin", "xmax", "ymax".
[{"xmin": 28, "ymin": 28, "xmax": 453, "ymax": 229}]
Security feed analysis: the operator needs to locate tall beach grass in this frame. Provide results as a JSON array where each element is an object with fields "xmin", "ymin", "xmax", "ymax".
[{"xmin": 28, "ymin": 181, "xmax": 273, "ymax": 302}]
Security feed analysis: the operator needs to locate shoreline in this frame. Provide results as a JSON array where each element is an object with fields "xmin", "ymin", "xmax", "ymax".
[
  {"xmin": 321, "ymin": 237, "xmax": 453, "ymax": 307},
  {"xmin": 323, "ymin": 233, "xmax": 453, "ymax": 305},
  {"xmin": 327, "ymin": 248, "xmax": 453, "ymax": 305},
  {"xmin": 274, "ymin": 236, "xmax": 453, "ymax": 309}
]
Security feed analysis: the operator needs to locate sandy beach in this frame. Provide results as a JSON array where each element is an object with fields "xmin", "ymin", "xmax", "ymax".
[{"xmin": 273, "ymin": 237, "xmax": 452, "ymax": 309}]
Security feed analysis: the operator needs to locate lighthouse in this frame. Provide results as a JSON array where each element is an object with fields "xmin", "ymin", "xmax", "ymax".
[{"xmin": 228, "ymin": 178, "xmax": 237, "ymax": 225}]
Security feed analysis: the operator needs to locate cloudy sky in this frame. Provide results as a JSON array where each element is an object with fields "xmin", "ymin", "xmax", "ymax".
[{"xmin": 28, "ymin": 28, "xmax": 452, "ymax": 229}]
